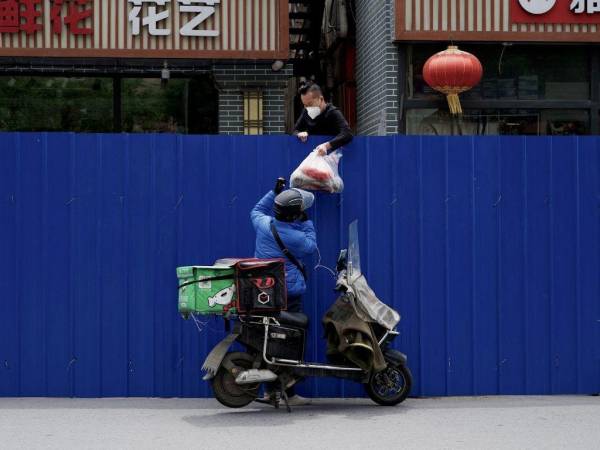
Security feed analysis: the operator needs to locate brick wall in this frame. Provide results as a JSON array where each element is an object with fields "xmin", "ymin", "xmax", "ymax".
[
  {"xmin": 355, "ymin": 0, "xmax": 399, "ymax": 135},
  {"xmin": 213, "ymin": 63, "xmax": 293, "ymax": 135}
]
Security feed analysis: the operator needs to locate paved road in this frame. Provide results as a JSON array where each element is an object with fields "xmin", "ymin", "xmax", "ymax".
[{"xmin": 1, "ymin": 396, "xmax": 598, "ymax": 450}]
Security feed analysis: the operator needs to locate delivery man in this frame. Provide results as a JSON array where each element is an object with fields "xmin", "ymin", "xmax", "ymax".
[
  {"xmin": 293, "ymin": 82, "xmax": 353, "ymax": 155},
  {"xmin": 250, "ymin": 178, "xmax": 316, "ymax": 406}
]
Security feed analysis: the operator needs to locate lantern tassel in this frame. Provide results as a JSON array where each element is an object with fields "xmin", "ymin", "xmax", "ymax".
[{"xmin": 446, "ymin": 93, "xmax": 462, "ymax": 115}]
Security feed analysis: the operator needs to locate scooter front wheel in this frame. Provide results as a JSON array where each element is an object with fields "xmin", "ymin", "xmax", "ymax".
[{"xmin": 365, "ymin": 364, "xmax": 412, "ymax": 406}]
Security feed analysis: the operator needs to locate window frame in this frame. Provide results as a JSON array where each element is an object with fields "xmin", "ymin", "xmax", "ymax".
[{"xmin": 242, "ymin": 89, "xmax": 264, "ymax": 135}]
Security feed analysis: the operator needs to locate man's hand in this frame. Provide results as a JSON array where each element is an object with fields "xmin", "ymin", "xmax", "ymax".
[
  {"xmin": 314, "ymin": 142, "xmax": 332, "ymax": 156},
  {"xmin": 274, "ymin": 177, "xmax": 286, "ymax": 194},
  {"xmin": 297, "ymin": 131, "xmax": 309, "ymax": 143}
]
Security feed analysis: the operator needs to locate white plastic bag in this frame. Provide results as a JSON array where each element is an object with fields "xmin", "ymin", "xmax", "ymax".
[{"xmin": 290, "ymin": 150, "xmax": 344, "ymax": 193}]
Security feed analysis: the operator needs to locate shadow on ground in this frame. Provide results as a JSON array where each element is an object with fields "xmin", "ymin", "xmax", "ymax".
[{"xmin": 182, "ymin": 399, "xmax": 412, "ymax": 428}]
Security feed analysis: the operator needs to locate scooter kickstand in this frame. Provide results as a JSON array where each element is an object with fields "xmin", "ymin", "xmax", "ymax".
[{"xmin": 280, "ymin": 383, "xmax": 291, "ymax": 413}]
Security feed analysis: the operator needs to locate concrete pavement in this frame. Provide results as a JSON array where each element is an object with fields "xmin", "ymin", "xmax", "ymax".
[{"xmin": 1, "ymin": 396, "xmax": 598, "ymax": 450}]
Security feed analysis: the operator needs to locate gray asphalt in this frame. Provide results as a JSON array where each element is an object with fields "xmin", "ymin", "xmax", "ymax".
[{"xmin": 0, "ymin": 396, "xmax": 598, "ymax": 450}]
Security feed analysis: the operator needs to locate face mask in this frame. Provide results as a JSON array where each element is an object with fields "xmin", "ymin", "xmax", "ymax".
[{"xmin": 306, "ymin": 106, "xmax": 321, "ymax": 119}]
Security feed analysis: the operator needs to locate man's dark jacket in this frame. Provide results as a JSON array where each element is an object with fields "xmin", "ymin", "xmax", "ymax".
[{"xmin": 293, "ymin": 104, "xmax": 353, "ymax": 150}]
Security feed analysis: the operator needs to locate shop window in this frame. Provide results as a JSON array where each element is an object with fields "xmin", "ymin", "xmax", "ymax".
[
  {"xmin": 121, "ymin": 76, "xmax": 218, "ymax": 134},
  {"xmin": 243, "ymin": 90, "xmax": 264, "ymax": 135},
  {"xmin": 542, "ymin": 110, "xmax": 589, "ymax": 135},
  {"xmin": 0, "ymin": 76, "xmax": 113, "ymax": 132},
  {"xmin": 409, "ymin": 45, "xmax": 590, "ymax": 101},
  {"xmin": 0, "ymin": 75, "xmax": 218, "ymax": 134},
  {"xmin": 406, "ymin": 109, "xmax": 589, "ymax": 136}
]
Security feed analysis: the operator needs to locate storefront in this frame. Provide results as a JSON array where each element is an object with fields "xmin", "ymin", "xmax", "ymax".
[
  {"xmin": 0, "ymin": 0, "xmax": 291, "ymax": 134},
  {"xmin": 397, "ymin": 0, "xmax": 600, "ymax": 135},
  {"xmin": 355, "ymin": 0, "xmax": 600, "ymax": 135}
]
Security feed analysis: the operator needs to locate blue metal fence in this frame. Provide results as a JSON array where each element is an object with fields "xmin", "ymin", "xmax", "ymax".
[{"xmin": 0, "ymin": 133, "xmax": 598, "ymax": 397}]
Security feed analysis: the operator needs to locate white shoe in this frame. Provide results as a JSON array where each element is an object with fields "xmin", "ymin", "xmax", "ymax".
[{"xmin": 287, "ymin": 395, "xmax": 312, "ymax": 406}]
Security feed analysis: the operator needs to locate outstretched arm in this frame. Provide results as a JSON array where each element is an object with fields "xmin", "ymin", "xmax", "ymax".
[
  {"xmin": 250, "ymin": 190, "xmax": 276, "ymax": 230},
  {"xmin": 328, "ymin": 109, "xmax": 353, "ymax": 150}
]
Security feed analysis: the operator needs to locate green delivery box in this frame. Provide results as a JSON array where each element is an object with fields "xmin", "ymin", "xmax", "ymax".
[{"xmin": 177, "ymin": 266, "xmax": 237, "ymax": 317}]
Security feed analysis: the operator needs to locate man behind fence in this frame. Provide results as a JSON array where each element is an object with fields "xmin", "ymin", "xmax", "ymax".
[{"xmin": 293, "ymin": 82, "xmax": 353, "ymax": 155}]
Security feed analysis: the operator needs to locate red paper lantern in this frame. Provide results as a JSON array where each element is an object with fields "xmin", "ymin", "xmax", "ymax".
[{"xmin": 422, "ymin": 45, "xmax": 483, "ymax": 115}]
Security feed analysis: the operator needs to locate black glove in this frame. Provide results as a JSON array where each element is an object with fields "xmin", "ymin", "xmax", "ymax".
[
  {"xmin": 299, "ymin": 211, "xmax": 309, "ymax": 222},
  {"xmin": 274, "ymin": 177, "xmax": 286, "ymax": 194}
]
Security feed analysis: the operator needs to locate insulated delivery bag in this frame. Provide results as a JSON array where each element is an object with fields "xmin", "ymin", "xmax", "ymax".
[{"xmin": 177, "ymin": 258, "xmax": 287, "ymax": 317}]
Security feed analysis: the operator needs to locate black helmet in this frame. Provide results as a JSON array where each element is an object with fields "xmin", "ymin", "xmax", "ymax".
[{"xmin": 274, "ymin": 188, "xmax": 314, "ymax": 222}]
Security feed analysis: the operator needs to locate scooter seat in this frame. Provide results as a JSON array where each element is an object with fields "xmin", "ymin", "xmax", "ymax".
[{"xmin": 276, "ymin": 311, "xmax": 309, "ymax": 329}]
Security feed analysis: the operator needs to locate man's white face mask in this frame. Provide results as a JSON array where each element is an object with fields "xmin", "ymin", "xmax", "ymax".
[{"xmin": 306, "ymin": 106, "xmax": 322, "ymax": 119}]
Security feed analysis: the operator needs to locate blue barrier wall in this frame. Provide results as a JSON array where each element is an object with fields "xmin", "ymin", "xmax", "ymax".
[{"xmin": 0, "ymin": 133, "xmax": 598, "ymax": 397}]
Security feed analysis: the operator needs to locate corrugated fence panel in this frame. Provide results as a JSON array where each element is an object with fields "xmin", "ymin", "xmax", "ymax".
[
  {"xmin": 551, "ymin": 137, "xmax": 579, "ymax": 394},
  {"xmin": 524, "ymin": 136, "xmax": 552, "ymax": 394},
  {"xmin": 472, "ymin": 136, "xmax": 500, "ymax": 395},
  {"xmin": 578, "ymin": 138, "xmax": 600, "ymax": 393},
  {"xmin": 18, "ymin": 133, "xmax": 45, "ymax": 396},
  {"xmin": 498, "ymin": 136, "xmax": 526, "ymax": 394},
  {"xmin": 446, "ymin": 136, "xmax": 474, "ymax": 396},
  {"xmin": 0, "ymin": 133, "xmax": 599, "ymax": 397}
]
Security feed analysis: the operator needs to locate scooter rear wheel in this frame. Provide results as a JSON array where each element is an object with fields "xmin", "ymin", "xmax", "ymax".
[
  {"xmin": 365, "ymin": 364, "xmax": 412, "ymax": 406},
  {"xmin": 211, "ymin": 352, "xmax": 259, "ymax": 408}
]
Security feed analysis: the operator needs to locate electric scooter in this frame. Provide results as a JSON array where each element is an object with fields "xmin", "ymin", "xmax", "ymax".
[{"xmin": 199, "ymin": 221, "xmax": 412, "ymax": 411}]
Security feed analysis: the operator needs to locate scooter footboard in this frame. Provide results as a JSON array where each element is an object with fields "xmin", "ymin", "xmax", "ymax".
[{"xmin": 287, "ymin": 363, "xmax": 368, "ymax": 383}]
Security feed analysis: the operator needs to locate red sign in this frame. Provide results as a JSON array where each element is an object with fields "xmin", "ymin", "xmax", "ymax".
[
  {"xmin": 51, "ymin": 0, "xmax": 93, "ymax": 35},
  {"xmin": 0, "ymin": 0, "xmax": 42, "ymax": 34},
  {"xmin": 511, "ymin": 0, "xmax": 600, "ymax": 24},
  {"xmin": 0, "ymin": 0, "xmax": 93, "ymax": 35}
]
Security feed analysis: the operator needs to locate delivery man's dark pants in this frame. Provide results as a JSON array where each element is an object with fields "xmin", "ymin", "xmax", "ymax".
[
  {"xmin": 284, "ymin": 295, "xmax": 302, "ymax": 397},
  {"xmin": 286, "ymin": 295, "xmax": 303, "ymax": 313}
]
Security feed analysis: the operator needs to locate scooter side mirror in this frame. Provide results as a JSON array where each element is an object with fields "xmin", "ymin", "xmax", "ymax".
[{"xmin": 337, "ymin": 249, "xmax": 348, "ymax": 272}]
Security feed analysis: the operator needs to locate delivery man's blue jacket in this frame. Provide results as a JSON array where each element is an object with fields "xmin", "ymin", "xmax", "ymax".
[{"xmin": 250, "ymin": 190, "xmax": 317, "ymax": 297}]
